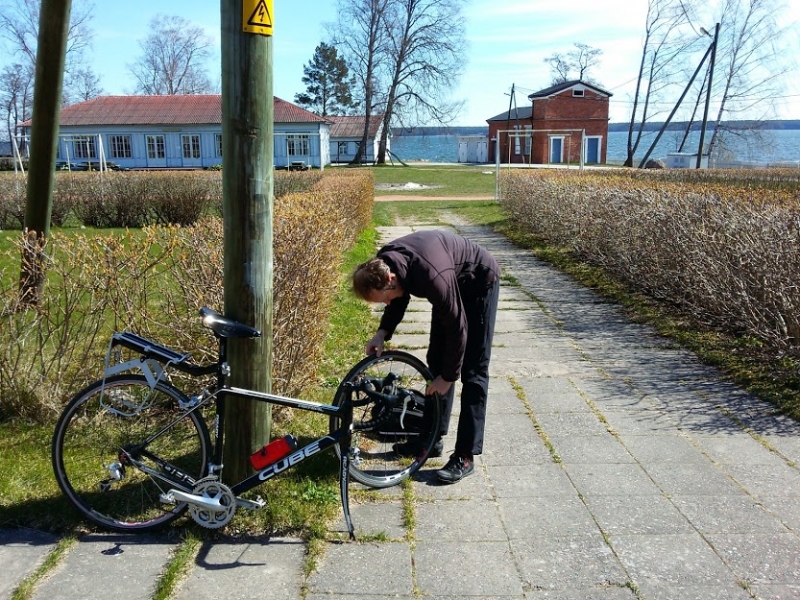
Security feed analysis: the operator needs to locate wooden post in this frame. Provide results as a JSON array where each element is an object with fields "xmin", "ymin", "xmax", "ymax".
[
  {"xmin": 220, "ymin": 0, "xmax": 274, "ymax": 483},
  {"xmin": 20, "ymin": 0, "xmax": 72, "ymax": 305}
]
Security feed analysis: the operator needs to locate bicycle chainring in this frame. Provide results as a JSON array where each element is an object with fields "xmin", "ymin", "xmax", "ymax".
[{"xmin": 189, "ymin": 477, "xmax": 237, "ymax": 529}]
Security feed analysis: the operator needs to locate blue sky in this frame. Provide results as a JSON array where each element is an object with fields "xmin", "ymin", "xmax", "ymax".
[{"xmin": 87, "ymin": 0, "xmax": 800, "ymax": 125}]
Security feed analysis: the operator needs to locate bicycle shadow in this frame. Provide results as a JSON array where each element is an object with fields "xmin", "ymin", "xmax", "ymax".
[{"xmin": 194, "ymin": 536, "xmax": 304, "ymax": 570}]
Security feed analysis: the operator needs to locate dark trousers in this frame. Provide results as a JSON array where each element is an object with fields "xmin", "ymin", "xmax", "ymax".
[{"xmin": 426, "ymin": 279, "xmax": 499, "ymax": 456}]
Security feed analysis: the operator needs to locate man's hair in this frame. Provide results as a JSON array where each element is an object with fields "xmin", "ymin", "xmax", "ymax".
[{"xmin": 352, "ymin": 257, "xmax": 391, "ymax": 299}]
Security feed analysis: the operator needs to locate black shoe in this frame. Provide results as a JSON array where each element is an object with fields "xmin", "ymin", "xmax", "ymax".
[
  {"xmin": 393, "ymin": 438, "xmax": 443, "ymax": 459},
  {"xmin": 436, "ymin": 453, "xmax": 474, "ymax": 483}
]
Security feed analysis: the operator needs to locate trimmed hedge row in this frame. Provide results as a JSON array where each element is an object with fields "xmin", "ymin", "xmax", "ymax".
[
  {"xmin": 0, "ymin": 170, "xmax": 374, "ymax": 422},
  {"xmin": 0, "ymin": 170, "xmax": 326, "ymax": 230},
  {"xmin": 499, "ymin": 169, "xmax": 800, "ymax": 355}
]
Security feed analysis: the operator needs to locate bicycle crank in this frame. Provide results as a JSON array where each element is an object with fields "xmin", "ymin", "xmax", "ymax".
[{"xmin": 164, "ymin": 477, "xmax": 237, "ymax": 529}]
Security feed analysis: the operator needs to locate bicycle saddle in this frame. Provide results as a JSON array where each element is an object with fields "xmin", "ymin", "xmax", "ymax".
[{"xmin": 199, "ymin": 307, "xmax": 262, "ymax": 338}]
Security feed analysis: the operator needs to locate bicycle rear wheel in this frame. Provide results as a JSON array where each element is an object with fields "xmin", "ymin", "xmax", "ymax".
[
  {"xmin": 52, "ymin": 374, "xmax": 211, "ymax": 532},
  {"xmin": 330, "ymin": 351, "xmax": 441, "ymax": 488}
]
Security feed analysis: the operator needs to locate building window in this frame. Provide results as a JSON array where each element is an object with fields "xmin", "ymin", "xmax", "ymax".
[
  {"xmin": 215, "ymin": 133, "xmax": 222, "ymax": 157},
  {"xmin": 513, "ymin": 126, "xmax": 521, "ymax": 155},
  {"xmin": 572, "ymin": 89, "xmax": 585, "ymax": 97},
  {"xmin": 109, "ymin": 135, "xmax": 132, "ymax": 159},
  {"xmin": 524, "ymin": 125, "xmax": 532, "ymax": 155},
  {"xmin": 287, "ymin": 134, "xmax": 309, "ymax": 156},
  {"xmin": 146, "ymin": 135, "xmax": 165, "ymax": 159},
  {"xmin": 338, "ymin": 141, "xmax": 348, "ymax": 156},
  {"xmin": 182, "ymin": 135, "xmax": 201, "ymax": 159},
  {"xmin": 72, "ymin": 136, "xmax": 96, "ymax": 159}
]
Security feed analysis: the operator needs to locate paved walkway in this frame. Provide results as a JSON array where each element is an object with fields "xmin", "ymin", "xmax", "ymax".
[{"xmin": 4, "ymin": 221, "xmax": 800, "ymax": 600}]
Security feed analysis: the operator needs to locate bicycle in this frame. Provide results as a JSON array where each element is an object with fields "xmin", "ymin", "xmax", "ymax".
[{"xmin": 51, "ymin": 307, "xmax": 441, "ymax": 537}]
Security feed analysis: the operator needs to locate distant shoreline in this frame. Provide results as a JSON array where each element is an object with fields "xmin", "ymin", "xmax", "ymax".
[{"xmin": 392, "ymin": 120, "xmax": 800, "ymax": 136}]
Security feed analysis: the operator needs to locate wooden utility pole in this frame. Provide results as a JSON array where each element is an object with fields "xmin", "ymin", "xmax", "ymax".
[
  {"xmin": 20, "ymin": 0, "xmax": 72, "ymax": 304},
  {"xmin": 220, "ymin": 0, "xmax": 275, "ymax": 483}
]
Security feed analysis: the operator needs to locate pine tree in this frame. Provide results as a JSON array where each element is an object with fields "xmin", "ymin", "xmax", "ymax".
[{"xmin": 294, "ymin": 43, "xmax": 355, "ymax": 116}]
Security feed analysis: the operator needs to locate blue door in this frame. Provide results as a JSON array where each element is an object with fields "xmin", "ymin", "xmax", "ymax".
[
  {"xmin": 549, "ymin": 137, "xmax": 563, "ymax": 163},
  {"xmin": 585, "ymin": 137, "xmax": 600, "ymax": 163}
]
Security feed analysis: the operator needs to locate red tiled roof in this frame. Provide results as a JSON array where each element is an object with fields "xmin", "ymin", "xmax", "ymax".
[
  {"xmin": 49, "ymin": 95, "xmax": 328, "ymax": 127},
  {"xmin": 327, "ymin": 115, "xmax": 383, "ymax": 138}
]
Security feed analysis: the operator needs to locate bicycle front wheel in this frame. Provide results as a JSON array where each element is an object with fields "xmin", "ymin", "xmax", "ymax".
[
  {"xmin": 52, "ymin": 374, "xmax": 211, "ymax": 532},
  {"xmin": 331, "ymin": 351, "xmax": 441, "ymax": 488}
]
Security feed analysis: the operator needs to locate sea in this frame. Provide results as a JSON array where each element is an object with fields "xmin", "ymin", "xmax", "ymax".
[{"xmin": 389, "ymin": 127, "xmax": 800, "ymax": 166}]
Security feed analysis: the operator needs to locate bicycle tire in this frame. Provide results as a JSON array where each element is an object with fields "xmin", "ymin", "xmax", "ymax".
[
  {"xmin": 330, "ymin": 351, "xmax": 441, "ymax": 488},
  {"xmin": 52, "ymin": 374, "xmax": 212, "ymax": 532}
]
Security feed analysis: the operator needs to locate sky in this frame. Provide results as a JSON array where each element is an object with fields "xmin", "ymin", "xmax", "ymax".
[{"xmin": 83, "ymin": 0, "xmax": 800, "ymax": 126}]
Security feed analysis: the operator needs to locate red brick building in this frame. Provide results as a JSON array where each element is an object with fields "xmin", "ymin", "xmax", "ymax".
[{"xmin": 487, "ymin": 80, "xmax": 612, "ymax": 165}]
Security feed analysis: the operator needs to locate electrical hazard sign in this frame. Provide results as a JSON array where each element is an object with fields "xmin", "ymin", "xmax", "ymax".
[{"xmin": 243, "ymin": 0, "xmax": 273, "ymax": 36}]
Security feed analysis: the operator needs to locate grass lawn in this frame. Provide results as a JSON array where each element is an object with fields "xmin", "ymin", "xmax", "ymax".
[{"xmin": 356, "ymin": 164, "xmax": 496, "ymax": 197}]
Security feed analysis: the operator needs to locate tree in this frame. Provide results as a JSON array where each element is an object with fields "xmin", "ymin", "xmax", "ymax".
[
  {"xmin": 330, "ymin": 0, "xmax": 390, "ymax": 164},
  {"xmin": 65, "ymin": 67, "xmax": 103, "ymax": 104},
  {"xmin": 128, "ymin": 15, "xmax": 214, "ymax": 95},
  {"xmin": 294, "ymin": 42, "xmax": 354, "ymax": 116},
  {"xmin": 702, "ymin": 0, "xmax": 791, "ymax": 158},
  {"xmin": 374, "ymin": 0, "xmax": 467, "ymax": 164},
  {"xmin": 544, "ymin": 43, "xmax": 603, "ymax": 86},
  {"xmin": 624, "ymin": 0, "xmax": 698, "ymax": 166},
  {"xmin": 0, "ymin": 0, "xmax": 95, "ymax": 142}
]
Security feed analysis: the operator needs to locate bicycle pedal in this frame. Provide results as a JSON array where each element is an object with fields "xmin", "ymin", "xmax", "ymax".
[{"xmin": 236, "ymin": 496, "xmax": 265, "ymax": 510}]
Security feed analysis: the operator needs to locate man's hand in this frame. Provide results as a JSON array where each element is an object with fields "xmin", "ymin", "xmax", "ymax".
[
  {"xmin": 426, "ymin": 375, "xmax": 452, "ymax": 396},
  {"xmin": 365, "ymin": 330, "xmax": 387, "ymax": 356}
]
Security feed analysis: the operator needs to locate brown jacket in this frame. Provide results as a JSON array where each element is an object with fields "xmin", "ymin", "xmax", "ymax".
[{"xmin": 377, "ymin": 230, "xmax": 499, "ymax": 381}]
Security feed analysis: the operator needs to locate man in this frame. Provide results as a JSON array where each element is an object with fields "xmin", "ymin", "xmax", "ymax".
[{"xmin": 352, "ymin": 229, "xmax": 500, "ymax": 483}]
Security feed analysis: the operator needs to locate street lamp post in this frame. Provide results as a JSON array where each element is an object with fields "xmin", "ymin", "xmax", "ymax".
[{"xmin": 696, "ymin": 23, "xmax": 720, "ymax": 169}]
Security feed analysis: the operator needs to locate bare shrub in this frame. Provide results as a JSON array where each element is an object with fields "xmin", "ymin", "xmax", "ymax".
[
  {"xmin": 499, "ymin": 169, "xmax": 800, "ymax": 355},
  {"xmin": 0, "ymin": 170, "xmax": 374, "ymax": 422}
]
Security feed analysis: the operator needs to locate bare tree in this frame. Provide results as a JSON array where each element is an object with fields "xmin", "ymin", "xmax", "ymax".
[
  {"xmin": 703, "ymin": 0, "xmax": 791, "ymax": 157},
  {"xmin": 65, "ymin": 67, "xmax": 104, "ymax": 104},
  {"xmin": 331, "ymin": 0, "xmax": 390, "ymax": 164},
  {"xmin": 128, "ymin": 15, "xmax": 214, "ymax": 95},
  {"xmin": 624, "ymin": 0, "xmax": 699, "ymax": 166},
  {"xmin": 0, "ymin": 63, "xmax": 32, "ymax": 145},
  {"xmin": 374, "ymin": 0, "xmax": 467, "ymax": 164},
  {"xmin": 0, "ymin": 0, "xmax": 95, "ymax": 141},
  {"xmin": 544, "ymin": 43, "xmax": 603, "ymax": 86}
]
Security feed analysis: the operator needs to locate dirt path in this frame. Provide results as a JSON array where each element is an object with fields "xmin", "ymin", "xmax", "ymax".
[{"xmin": 374, "ymin": 194, "xmax": 494, "ymax": 201}]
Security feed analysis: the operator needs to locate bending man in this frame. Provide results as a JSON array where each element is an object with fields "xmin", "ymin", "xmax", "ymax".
[{"xmin": 352, "ymin": 229, "xmax": 500, "ymax": 483}]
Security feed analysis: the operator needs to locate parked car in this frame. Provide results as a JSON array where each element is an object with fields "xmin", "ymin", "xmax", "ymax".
[{"xmin": 70, "ymin": 161, "xmax": 129, "ymax": 171}]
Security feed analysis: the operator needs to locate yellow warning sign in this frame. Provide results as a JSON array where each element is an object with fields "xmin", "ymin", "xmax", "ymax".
[{"xmin": 243, "ymin": 0, "xmax": 273, "ymax": 36}]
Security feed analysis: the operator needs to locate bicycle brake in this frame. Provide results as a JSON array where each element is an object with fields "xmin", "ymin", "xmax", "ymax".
[{"xmin": 398, "ymin": 393, "xmax": 411, "ymax": 430}]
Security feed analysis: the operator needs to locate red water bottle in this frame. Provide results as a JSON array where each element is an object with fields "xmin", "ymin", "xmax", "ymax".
[{"xmin": 249, "ymin": 435, "xmax": 298, "ymax": 470}]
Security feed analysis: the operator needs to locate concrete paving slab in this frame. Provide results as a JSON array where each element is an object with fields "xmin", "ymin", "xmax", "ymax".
[
  {"xmin": 489, "ymin": 463, "xmax": 575, "ymax": 498},
  {"xmin": 32, "ymin": 534, "xmax": 175, "ymax": 600},
  {"xmin": 487, "ymin": 377, "xmax": 529, "ymax": 414},
  {"xmin": 634, "ymin": 583, "xmax": 753, "ymax": 600},
  {"xmin": 609, "ymin": 533, "xmax": 735, "ymax": 586},
  {"xmin": 526, "ymin": 589, "xmax": 637, "ymax": 599},
  {"xmin": 509, "ymin": 534, "xmax": 628, "ymax": 591},
  {"xmin": 759, "ymin": 496, "xmax": 800, "ymax": 532},
  {"xmin": 549, "ymin": 435, "xmax": 635, "ymax": 465},
  {"xmin": 691, "ymin": 434, "xmax": 787, "ymax": 466},
  {"xmin": 749, "ymin": 584, "xmax": 800, "ymax": 600},
  {"xmin": 415, "ymin": 541, "xmax": 524, "ymax": 596},
  {"xmin": 618, "ymin": 434, "xmax": 708, "ymax": 465},
  {"xmin": 724, "ymin": 463, "xmax": 800, "ymax": 497},
  {"xmin": 498, "ymin": 495, "xmax": 599, "ymax": 538},
  {"xmin": 601, "ymin": 410, "xmax": 682, "ymax": 436},
  {"xmin": 582, "ymin": 495, "xmax": 695, "ymax": 535},
  {"xmin": 413, "ymin": 461, "xmax": 495, "ymax": 501},
  {"xmin": 415, "ymin": 498, "xmax": 507, "ymax": 542},
  {"xmin": 671, "ymin": 495, "xmax": 790, "ymax": 535},
  {"xmin": 329, "ymin": 501, "xmax": 407, "ymax": 540},
  {"xmin": 565, "ymin": 464, "xmax": 662, "ymax": 497},
  {"xmin": 0, "ymin": 529, "xmax": 58, "ymax": 600},
  {"xmin": 176, "ymin": 537, "xmax": 304, "ymax": 600},
  {"xmin": 707, "ymin": 533, "xmax": 800, "ymax": 585},
  {"xmin": 535, "ymin": 412, "xmax": 610, "ymax": 437},
  {"xmin": 518, "ymin": 377, "xmax": 593, "ymax": 414},
  {"xmin": 644, "ymin": 462, "xmax": 745, "ymax": 496},
  {"xmin": 307, "ymin": 542, "xmax": 413, "ymax": 596}
]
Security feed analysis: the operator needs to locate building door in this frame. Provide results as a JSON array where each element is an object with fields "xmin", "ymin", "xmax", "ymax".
[
  {"xmin": 145, "ymin": 134, "xmax": 166, "ymax": 168},
  {"xmin": 549, "ymin": 136, "xmax": 564, "ymax": 164},
  {"xmin": 458, "ymin": 141, "xmax": 468, "ymax": 163},
  {"xmin": 584, "ymin": 136, "xmax": 601, "ymax": 163},
  {"xmin": 181, "ymin": 134, "xmax": 202, "ymax": 167}
]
